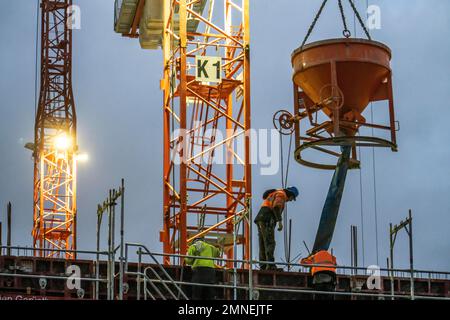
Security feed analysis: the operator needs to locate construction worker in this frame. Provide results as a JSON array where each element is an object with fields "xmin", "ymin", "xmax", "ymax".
[
  {"xmin": 185, "ymin": 237, "xmax": 221, "ymax": 300},
  {"xmin": 301, "ymin": 250, "xmax": 337, "ymax": 300},
  {"xmin": 254, "ymin": 186, "xmax": 299, "ymax": 270}
]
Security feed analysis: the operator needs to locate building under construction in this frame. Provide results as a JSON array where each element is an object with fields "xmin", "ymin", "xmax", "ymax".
[{"xmin": 0, "ymin": 0, "xmax": 449, "ymax": 301}]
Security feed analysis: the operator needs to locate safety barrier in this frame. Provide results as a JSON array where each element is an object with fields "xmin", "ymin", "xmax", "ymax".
[
  {"xmin": 0, "ymin": 246, "xmax": 109, "ymax": 299},
  {"xmin": 127, "ymin": 245, "xmax": 450, "ymax": 301},
  {"xmin": 1, "ymin": 244, "xmax": 449, "ymax": 300}
]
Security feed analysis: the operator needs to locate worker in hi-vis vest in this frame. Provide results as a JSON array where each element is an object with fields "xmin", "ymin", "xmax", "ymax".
[
  {"xmin": 254, "ymin": 186, "xmax": 299, "ymax": 270},
  {"xmin": 301, "ymin": 250, "xmax": 337, "ymax": 299},
  {"xmin": 185, "ymin": 237, "xmax": 221, "ymax": 300}
]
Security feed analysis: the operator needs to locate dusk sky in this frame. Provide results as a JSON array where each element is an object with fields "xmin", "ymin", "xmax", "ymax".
[{"xmin": 0, "ymin": 0, "xmax": 449, "ymax": 272}]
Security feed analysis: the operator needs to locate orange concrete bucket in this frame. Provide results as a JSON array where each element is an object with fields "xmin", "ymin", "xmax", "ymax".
[
  {"xmin": 291, "ymin": 38, "xmax": 392, "ymax": 123},
  {"xmin": 290, "ymin": 38, "xmax": 398, "ymax": 170}
]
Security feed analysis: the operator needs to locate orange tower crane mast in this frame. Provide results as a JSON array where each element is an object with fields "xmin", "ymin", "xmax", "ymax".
[
  {"xmin": 32, "ymin": 0, "xmax": 77, "ymax": 259},
  {"xmin": 114, "ymin": 0, "xmax": 251, "ymax": 266},
  {"xmin": 162, "ymin": 0, "xmax": 251, "ymax": 265}
]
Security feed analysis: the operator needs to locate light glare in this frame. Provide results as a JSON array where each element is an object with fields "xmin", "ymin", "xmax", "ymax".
[
  {"xmin": 54, "ymin": 133, "xmax": 72, "ymax": 151},
  {"xmin": 76, "ymin": 153, "xmax": 89, "ymax": 162}
]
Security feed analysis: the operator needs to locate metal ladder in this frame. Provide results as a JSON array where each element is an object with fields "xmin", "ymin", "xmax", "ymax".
[{"xmin": 125, "ymin": 243, "xmax": 189, "ymax": 300}]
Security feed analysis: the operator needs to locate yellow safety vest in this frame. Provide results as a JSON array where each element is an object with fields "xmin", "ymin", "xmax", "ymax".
[{"xmin": 185, "ymin": 240, "xmax": 220, "ymax": 269}]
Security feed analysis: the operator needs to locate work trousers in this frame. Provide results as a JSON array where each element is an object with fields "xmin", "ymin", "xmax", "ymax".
[
  {"xmin": 191, "ymin": 267, "xmax": 216, "ymax": 300},
  {"xmin": 256, "ymin": 219, "xmax": 276, "ymax": 270},
  {"xmin": 313, "ymin": 272, "xmax": 336, "ymax": 300}
]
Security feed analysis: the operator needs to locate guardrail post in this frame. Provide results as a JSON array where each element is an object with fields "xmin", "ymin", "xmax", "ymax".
[
  {"xmin": 247, "ymin": 197, "xmax": 253, "ymax": 300},
  {"xmin": 233, "ymin": 216, "xmax": 237, "ymax": 300},
  {"xmin": 137, "ymin": 247, "xmax": 142, "ymax": 300},
  {"xmin": 408, "ymin": 209, "xmax": 414, "ymax": 300},
  {"xmin": 119, "ymin": 179, "xmax": 125, "ymax": 300},
  {"xmin": 7, "ymin": 202, "xmax": 12, "ymax": 256}
]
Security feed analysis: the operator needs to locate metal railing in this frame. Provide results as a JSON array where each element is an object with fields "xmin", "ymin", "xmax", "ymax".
[
  {"xmin": 124, "ymin": 243, "xmax": 188, "ymax": 300},
  {"xmin": 2, "ymin": 244, "xmax": 450, "ymax": 301},
  {"xmin": 125, "ymin": 275, "xmax": 450, "ymax": 301},
  {"xmin": 0, "ymin": 245, "xmax": 110, "ymax": 299},
  {"xmin": 130, "ymin": 247, "xmax": 450, "ymax": 301}
]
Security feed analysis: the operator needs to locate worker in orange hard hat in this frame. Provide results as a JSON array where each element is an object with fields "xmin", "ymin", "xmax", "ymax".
[
  {"xmin": 301, "ymin": 250, "xmax": 337, "ymax": 299},
  {"xmin": 254, "ymin": 186, "xmax": 299, "ymax": 270}
]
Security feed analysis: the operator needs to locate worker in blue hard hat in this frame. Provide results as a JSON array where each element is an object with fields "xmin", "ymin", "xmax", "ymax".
[{"xmin": 254, "ymin": 186, "xmax": 299, "ymax": 270}]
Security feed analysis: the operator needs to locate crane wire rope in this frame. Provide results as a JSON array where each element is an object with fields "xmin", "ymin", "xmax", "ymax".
[
  {"xmin": 349, "ymin": 0, "xmax": 378, "ymax": 266},
  {"xmin": 370, "ymin": 102, "xmax": 380, "ymax": 266},
  {"xmin": 284, "ymin": 134, "xmax": 293, "ymax": 265},
  {"xmin": 35, "ymin": 0, "xmax": 40, "ymax": 118},
  {"xmin": 354, "ymin": 1, "xmax": 366, "ymax": 268},
  {"xmin": 279, "ymin": 132, "xmax": 287, "ymax": 263},
  {"xmin": 361, "ymin": 0, "xmax": 380, "ymax": 266},
  {"xmin": 279, "ymin": 130, "xmax": 293, "ymax": 266}
]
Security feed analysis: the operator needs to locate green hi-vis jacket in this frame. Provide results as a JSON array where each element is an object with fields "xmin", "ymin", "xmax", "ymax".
[{"xmin": 185, "ymin": 240, "xmax": 221, "ymax": 269}]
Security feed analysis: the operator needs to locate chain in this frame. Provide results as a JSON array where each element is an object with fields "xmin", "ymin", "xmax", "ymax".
[
  {"xmin": 338, "ymin": 0, "xmax": 351, "ymax": 38},
  {"xmin": 301, "ymin": 0, "xmax": 372, "ymax": 48},
  {"xmin": 301, "ymin": 0, "xmax": 329, "ymax": 48},
  {"xmin": 348, "ymin": 0, "xmax": 371, "ymax": 40}
]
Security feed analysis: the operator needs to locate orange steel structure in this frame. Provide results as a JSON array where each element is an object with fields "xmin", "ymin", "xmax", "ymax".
[
  {"xmin": 33, "ymin": 0, "xmax": 77, "ymax": 259},
  {"xmin": 115, "ymin": 0, "xmax": 251, "ymax": 265},
  {"xmin": 160, "ymin": 0, "xmax": 251, "ymax": 265}
]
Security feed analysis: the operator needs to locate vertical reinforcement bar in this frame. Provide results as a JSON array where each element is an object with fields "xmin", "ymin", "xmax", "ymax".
[
  {"xmin": 119, "ymin": 179, "xmax": 125, "ymax": 300},
  {"xmin": 7, "ymin": 202, "xmax": 11, "ymax": 256},
  {"xmin": 408, "ymin": 209, "xmax": 414, "ymax": 300}
]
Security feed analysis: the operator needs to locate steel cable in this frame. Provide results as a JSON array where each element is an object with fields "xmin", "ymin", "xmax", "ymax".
[
  {"xmin": 280, "ymin": 132, "xmax": 294, "ymax": 266},
  {"xmin": 354, "ymin": 0, "xmax": 366, "ymax": 268},
  {"xmin": 35, "ymin": 0, "xmax": 40, "ymax": 118}
]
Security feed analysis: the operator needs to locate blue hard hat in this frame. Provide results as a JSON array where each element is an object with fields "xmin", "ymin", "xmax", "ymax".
[{"xmin": 285, "ymin": 186, "xmax": 299, "ymax": 200}]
